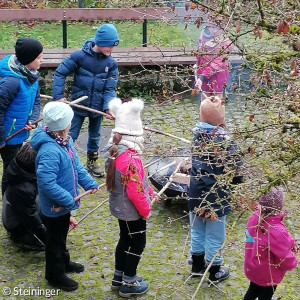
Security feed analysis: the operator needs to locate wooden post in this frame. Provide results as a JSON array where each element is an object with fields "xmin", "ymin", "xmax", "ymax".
[
  {"xmin": 78, "ymin": 0, "xmax": 84, "ymax": 8},
  {"xmin": 142, "ymin": 19, "xmax": 147, "ymax": 47},
  {"xmin": 62, "ymin": 20, "xmax": 67, "ymax": 48}
]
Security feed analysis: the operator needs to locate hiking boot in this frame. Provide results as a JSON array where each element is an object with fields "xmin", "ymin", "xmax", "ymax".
[
  {"xmin": 119, "ymin": 280, "xmax": 149, "ymax": 298},
  {"xmin": 190, "ymin": 253, "xmax": 206, "ymax": 277},
  {"xmin": 46, "ymin": 274, "xmax": 78, "ymax": 291},
  {"xmin": 111, "ymin": 274, "xmax": 143, "ymax": 291},
  {"xmin": 65, "ymin": 261, "xmax": 84, "ymax": 273},
  {"xmin": 208, "ymin": 265, "xmax": 230, "ymax": 283},
  {"xmin": 86, "ymin": 152, "xmax": 105, "ymax": 178}
]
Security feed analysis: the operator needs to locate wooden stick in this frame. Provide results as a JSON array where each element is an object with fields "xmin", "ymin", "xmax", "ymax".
[
  {"xmin": 151, "ymin": 160, "xmax": 183, "ymax": 205},
  {"xmin": 5, "ymin": 96, "xmax": 88, "ymax": 142},
  {"xmin": 40, "ymin": 94, "xmax": 53, "ymax": 99},
  {"xmin": 51, "ymin": 183, "xmax": 106, "ymax": 213},
  {"xmin": 143, "ymin": 126, "xmax": 190, "ymax": 144},
  {"xmin": 147, "ymin": 160, "xmax": 176, "ymax": 179},
  {"xmin": 5, "ymin": 117, "xmax": 43, "ymax": 142},
  {"xmin": 68, "ymin": 198, "xmax": 109, "ymax": 233}
]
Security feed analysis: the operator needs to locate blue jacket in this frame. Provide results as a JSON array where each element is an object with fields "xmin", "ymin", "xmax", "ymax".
[
  {"xmin": 188, "ymin": 122, "xmax": 243, "ymax": 217},
  {"xmin": 52, "ymin": 38, "xmax": 118, "ymax": 117},
  {"xmin": 0, "ymin": 55, "xmax": 40, "ymax": 145},
  {"xmin": 30, "ymin": 125, "xmax": 98, "ymax": 217}
]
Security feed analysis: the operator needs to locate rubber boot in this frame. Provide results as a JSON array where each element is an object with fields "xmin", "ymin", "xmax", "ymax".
[
  {"xmin": 191, "ymin": 253, "xmax": 206, "ymax": 276},
  {"xmin": 86, "ymin": 152, "xmax": 105, "ymax": 178},
  {"xmin": 46, "ymin": 274, "xmax": 78, "ymax": 291},
  {"xmin": 208, "ymin": 265, "xmax": 230, "ymax": 283}
]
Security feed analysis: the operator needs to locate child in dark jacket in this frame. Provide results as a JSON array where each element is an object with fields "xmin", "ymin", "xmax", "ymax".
[
  {"xmin": 188, "ymin": 96, "xmax": 243, "ymax": 283},
  {"xmin": 105, "ymin": 98, "xmax": 159, "ymax": 298},
  {"xmin": 244, "ymin": 187, "xmax": 298, "ymax": 300},
  {"xmin": 30, "ymin": 102, "xmax": 99, "ymax": 291},
  {"xmin": 0, "ymin": 37, "xmax": 43, "ymax": 195},
  {"xmin": 52, "ymin": 24, "xmax": 119, "ymax": 178},
  {"xmin": 2, "ymin": 142, "xmax": 46, "ymax": 249}
]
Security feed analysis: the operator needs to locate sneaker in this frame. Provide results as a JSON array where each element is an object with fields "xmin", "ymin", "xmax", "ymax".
[
  {"xmin": 119, "ymin": 280, "xmax": 149, "ymax": 298},
  {"xmin": 65, "ymin": 261, "xmax": 84, "ymax": 273},
  {"xmin": 111, "ymin": 275, "xmax": 143, "ymax": 291},
  {"xmin": 209, "ymin": 266, "xmax": 230, "ymax": 284},
  {"xmin": 46, "ymin": 274, "xmax": 78, "ymax": 292}
]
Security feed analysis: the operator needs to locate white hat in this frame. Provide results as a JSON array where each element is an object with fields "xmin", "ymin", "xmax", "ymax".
[
  {"xmin": 42, "ymin": 101, "xmax": 74, "ymax": 131},
  {"xmin": 109, "ymin": 98, "xmax": 144, "ymax": 136}
]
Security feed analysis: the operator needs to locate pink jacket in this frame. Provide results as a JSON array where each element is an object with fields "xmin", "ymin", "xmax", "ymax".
[
  {"xmin": 196, "ymin": 33, "xmax": 231, "ymax": 93},
  {"xmin": 109, "ymin": 149, "xmax": 153, "ymax": 220},
  {"xmin": 244, "ymin": 206, "xmax": 297, "ymax": 286}
]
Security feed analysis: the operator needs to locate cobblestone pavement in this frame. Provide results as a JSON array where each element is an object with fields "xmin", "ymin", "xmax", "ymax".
[{"xmin": 0, "ymin": 98, "xmax": 299, "ymax": 300}]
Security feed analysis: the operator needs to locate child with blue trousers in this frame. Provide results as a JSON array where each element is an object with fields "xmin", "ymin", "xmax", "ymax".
[
  {"xmin": 188, "ymin": 96, "xmax": 243, "ymax": 283},
  {"xmin": 30, "ymin": 102, "xmax": 99, "ymax": 291},
  {"xmin": 52, "ymin": 24, "xmax": 119, "ymax": 177}
]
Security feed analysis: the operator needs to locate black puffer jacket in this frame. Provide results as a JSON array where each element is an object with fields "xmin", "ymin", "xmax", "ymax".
[{"xmin": 1, "ymin": 158, "xmax": 46, "ymax": 243}]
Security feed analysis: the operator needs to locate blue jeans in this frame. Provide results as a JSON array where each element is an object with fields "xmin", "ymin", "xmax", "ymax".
[
  {"xmin": 69, "ymin": 114, "xmax": 103, "ymax": 153},
  {"xmin": 189, "ymin": 212, "xmax": 226, "ymax": 265}
]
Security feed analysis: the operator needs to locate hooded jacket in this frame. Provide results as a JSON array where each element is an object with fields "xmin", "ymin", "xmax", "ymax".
[
  {"xmin": 1, "ymin": 157, "xmax": 46, "ymax": 243},
  {"xmin": 244, "ymin": 206, "xmax": 297, "ymax": 286},
  {"xmin": 196, "ymin": 28, "xmax": 231, "ymax": 93},
  {"xmin": 30, "ymin": 125, "xmax": 98, "ymax": 217},
  {"xmin": 106, "ymin": 148, "xmax": 153, "ymax": 221},
  {"xmin": 188, "ymin": 122, "xmax": 243, "ymax": 217},
  {"xmin": 52, "ymin": 38, "xmax": 118, "ymax": 116},
  {"xmin": 0, "ymin": 55, "xmax": 40, "ymax": 145}
]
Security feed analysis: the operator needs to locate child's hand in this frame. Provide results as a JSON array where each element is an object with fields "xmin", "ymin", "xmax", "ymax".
[
  {"xmin": 104, "ymin": 109, "xmax": 115, "ymax": 120},
  {"xmin": 69, "ymin": 217, "xmax": 78, "ymax": 230},
  {"xmin": 24, "ymin": 122, "xmax": 36, "ymax": 130},
  {"xmin": 90, "ymin": 186, "xmax": 100, "ymax": 194},
  {"xmin": 291, "ymin": 242, "xmax": 299, "ymax": 254},
  {"xmin": 151, "ymin": 192, "xmax": 160, "ymax": 203}
]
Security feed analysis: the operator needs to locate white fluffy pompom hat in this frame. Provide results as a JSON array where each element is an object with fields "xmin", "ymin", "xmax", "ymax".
[{"xmin": 109, "ymin": 98, "xmax": 144, "ymax": 136}]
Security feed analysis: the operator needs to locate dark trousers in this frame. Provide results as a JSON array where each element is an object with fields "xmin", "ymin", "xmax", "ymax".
[
  {"xmin": 0, "ymin": 144, "xmax": 22, "ymax": 195},
  {"xmin": 244, "ymin": 281, "xmax": 277, "ymax": 300},
  {"xmin": 42, "ymin": 213, "xmax": 70, "ymax": 279},
  {"xmin": 115, "ymin": 218, "xmax": 146, "ymax": 278}
]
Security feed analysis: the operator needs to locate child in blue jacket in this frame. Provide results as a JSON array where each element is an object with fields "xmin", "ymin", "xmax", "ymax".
[
  {"xmin": 0, "ymin": 37, "xmax": 43, "ymax": 195},
  {"xmin": 52, "ymin": 24, "xmax": 119, "ymax": 178},
  {"xmin": 188, "ymin": 96, "xmax": 243, "ymax": 283},
  {"xmin": 30, "ymin": 102, "xmax": 99, "ymax": 291}
]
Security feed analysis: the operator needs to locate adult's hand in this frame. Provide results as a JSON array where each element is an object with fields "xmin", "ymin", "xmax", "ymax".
[{"xmin": 56, "ymin": 98, "xmax": 66, "ymax": 102}]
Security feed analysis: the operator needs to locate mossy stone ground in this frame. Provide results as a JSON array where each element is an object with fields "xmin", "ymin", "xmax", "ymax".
[{"xmin": 0, "ymin": 98, "xmax": 299, "ymax": 300}]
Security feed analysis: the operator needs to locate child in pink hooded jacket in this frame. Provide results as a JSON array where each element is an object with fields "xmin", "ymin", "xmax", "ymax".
[
  {"xmin": 194, "ymin": 23, "xmax": 231, "ymax": 101},
  {"xmin": 244, "ymin": 187, "xmax": 298, "ymax": 300},
  {"xmin": 104, "ymin": 98, "xmax": 159, "ymax": 298}
]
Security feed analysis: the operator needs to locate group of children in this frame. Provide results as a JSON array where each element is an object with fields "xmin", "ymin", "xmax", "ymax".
[{"xmin": 0, "ymin": 21, "xmax": 298, "ymax": 299}]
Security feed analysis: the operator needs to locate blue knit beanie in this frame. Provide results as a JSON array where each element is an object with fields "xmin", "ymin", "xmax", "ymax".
[{"xmin": 95, "ymin": 24, "xmax": 119, "ymax": 47}]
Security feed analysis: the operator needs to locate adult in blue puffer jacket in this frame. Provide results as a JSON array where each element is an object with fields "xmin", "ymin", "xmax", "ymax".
[
  {"xmin": 52, "ymin": 24, "xmax": 119, "ymax": 178},
  {"xmin": 30, "ymin": 101, "xmax": 99, "ymax": 292},
  {"xmin": 0, "ymin": 37, "xmax": 43, "ymax": 195},
  {"xmin": 188, "ymin": 96, "xmax": 243, "ymax": 283}
]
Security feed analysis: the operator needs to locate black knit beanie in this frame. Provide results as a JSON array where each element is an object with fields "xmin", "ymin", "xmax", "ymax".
[{"xmin": 15, "ymin": 37, "xmax": 43, "ymax": 66}]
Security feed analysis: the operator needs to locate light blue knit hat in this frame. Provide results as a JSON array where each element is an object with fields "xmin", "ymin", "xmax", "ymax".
[
  {"xmin": 43, "ymin": 102, "xmax": 74, "ymax": 131},
  {"xmin": 95, "ymin": 24, "xmax": 119, "ymax": 47}
]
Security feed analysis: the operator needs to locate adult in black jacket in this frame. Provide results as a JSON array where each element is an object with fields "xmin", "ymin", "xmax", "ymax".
[{"xmin": 1, "ymin": 143, "xmax": 46, "ymax": 248}]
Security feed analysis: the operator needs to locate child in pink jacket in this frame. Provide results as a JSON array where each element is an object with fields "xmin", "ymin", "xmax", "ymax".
[
  {"xmin": 244, "ymin": 187, "xmax": 298, "ymax": 300},
  {"xmin": 194, "ymin": 23, "xmax": 231, "ymax": 101},
  {"xmin": 104, "ymin": 98, "xmax": 159, "ymax": 298}
]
